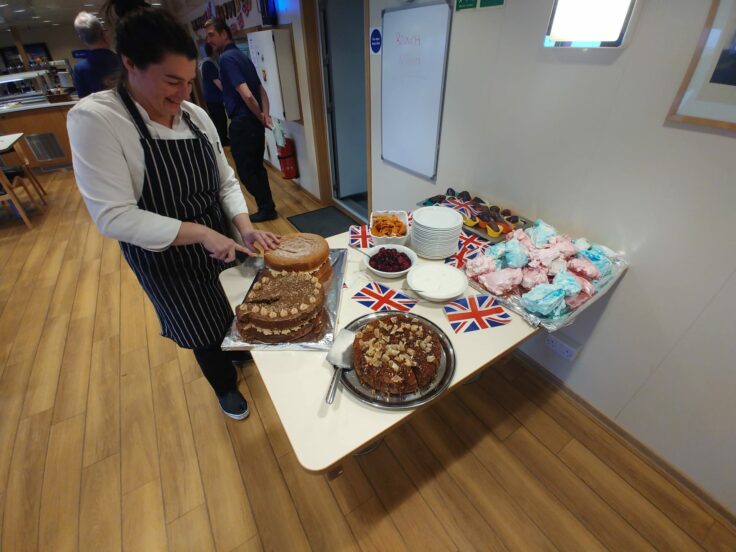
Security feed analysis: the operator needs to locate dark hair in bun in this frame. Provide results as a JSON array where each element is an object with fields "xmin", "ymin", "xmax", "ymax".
[
  {"xmin": 103, "ymin": 0, "xmax": 197, "ymax": 70},
  {"xmin": 106, "ymin": 0, "xmax": 148, "ymax": 18}
]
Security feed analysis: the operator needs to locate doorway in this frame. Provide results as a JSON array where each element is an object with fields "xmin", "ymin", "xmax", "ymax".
[{"xmin": 318, "ymin": 0, "xmax": 369, "ymax": 221}]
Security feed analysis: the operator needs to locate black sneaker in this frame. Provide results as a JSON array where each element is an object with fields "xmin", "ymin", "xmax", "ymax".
[
  {"xmin": 250, "ymin": 210, "xmax": 278, "ymax": 223},
  {"xmin": 218, "ymin": 390, "xmax": 250, "ymax": 420}
]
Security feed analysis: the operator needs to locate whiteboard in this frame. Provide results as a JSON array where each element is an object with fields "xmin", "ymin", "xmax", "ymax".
[{"xmin": 381, "ymin": 1, "xmax": 452, "ymax": 180}]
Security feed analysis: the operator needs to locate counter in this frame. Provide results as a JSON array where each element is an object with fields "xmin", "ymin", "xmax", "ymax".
[
  {"xmin": 0, "ymin": 100, "xmax": 77, "ymax": 114},
  {"xmin": 0, "ymin": 99, "xmax": 77, "ymax": 168}
]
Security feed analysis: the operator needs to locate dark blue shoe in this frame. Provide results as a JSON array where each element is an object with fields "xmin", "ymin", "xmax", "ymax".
[{"xmin": 218, "ymin": 390, "xmax": 249, "ymax": 420}]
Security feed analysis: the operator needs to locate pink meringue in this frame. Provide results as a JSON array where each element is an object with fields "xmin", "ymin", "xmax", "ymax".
[
  {"xmin": 508, "ymin": 229, "xmax": 533, "ymax": 251},
  {"xmin": 547, "ymin": 258, "xmax": 568, "ymax": 276},
  {"xmin": 478, "ymin": 268, "xmax": 523, "ymax": 296},
  {"xmin": 531, "ymin": 247, "xmax": 561, "ymax": 267},
  {"xmin": 568, "ymin": 257, "xmax": 601, "ymax": 280},
  {"xmin": 465, "ymin": 255, "xmax": 496, "ymax": 278},
  {"xmin": 566, "ymin": 292, "xmax": 592, "ymax": 309},
  {"xmin": 548, "ymin": 235, "xmax": 579, "ymax": 259},
  {"xmin": 521, "ymin": 267, "xmax": 548, "ymax": 290},
  {"xmin": 571, "ymin": 273, "xmax": 596, "ymax": 296}
]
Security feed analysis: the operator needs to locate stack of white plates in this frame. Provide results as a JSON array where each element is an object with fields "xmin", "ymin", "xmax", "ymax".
[{"xmin": 410, "ymin": 206, "xmax": 463, "ymax": 259}]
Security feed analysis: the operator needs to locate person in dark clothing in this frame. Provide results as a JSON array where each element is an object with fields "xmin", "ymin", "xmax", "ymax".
[
  {"xmin": 205, "ymin": 18, "xmax": 277, "ymax": 223},
  {"xmin": 200, "ymin": 43, "xmax": 229, "ymax": 146},
  {"xmin": 72, "ymin": 11, "xmax": 122, "ymax": 97}
]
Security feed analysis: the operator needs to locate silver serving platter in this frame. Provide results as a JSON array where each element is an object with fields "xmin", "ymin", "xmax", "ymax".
[
  {"xmin": 415, "ymin": 197, "xmax": 533, "ymax": 244},
  {"xmin": 221, "ymin": 248, "xmax": 347, "ymax": 351},
  {"xmin": 463, "ymin": 214, "xmax": 533, "ymax": 244},
  {"xmin": 341, "ymin": 311, "xmax": 456, "ymax": 410}
]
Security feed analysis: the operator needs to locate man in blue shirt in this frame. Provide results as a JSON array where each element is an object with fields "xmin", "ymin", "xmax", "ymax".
[
  {"xmin": 205, "ymin": 18, "xmax": 277, "ymax": 222},
  {"xmin": 200, "ymin": 43, "xmax": 229, "ymax": 146},
  {"xmin": 72, "ymin": 11, "xmax": 121, "ymax": 98}
]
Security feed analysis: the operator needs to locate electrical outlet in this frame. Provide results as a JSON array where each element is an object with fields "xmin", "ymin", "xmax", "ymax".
[{"xmin": 545, "ymin": 333, "xmax": 580, "ymax": 361}]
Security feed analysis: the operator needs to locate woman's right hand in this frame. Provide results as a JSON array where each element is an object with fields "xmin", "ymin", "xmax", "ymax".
[{"xmin": 201, "ymin": 227, "xmax": 249, "ymax": 262}]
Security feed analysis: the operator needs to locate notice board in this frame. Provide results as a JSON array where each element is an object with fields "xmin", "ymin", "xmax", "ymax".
[{"xmin": 381, "ymin": 1, "xmax": 452, "ymax": 180}]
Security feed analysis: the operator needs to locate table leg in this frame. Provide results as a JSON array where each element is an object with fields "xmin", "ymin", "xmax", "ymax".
[
  {"xmin": 463, "ymin": 372, "xmax": 483, "ymax": 385},
  {"xmin": 353, "ymin": 438, "xmax": 383, "ymax": 456},
  {"xmin": 326, "ymin": 466, "xmax": 344, "ymax": 480}
]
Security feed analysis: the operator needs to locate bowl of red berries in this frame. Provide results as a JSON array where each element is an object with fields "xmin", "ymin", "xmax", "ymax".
[{"xmin": 362, "ymin": 244, "xmax": 418, "ymax": 279}]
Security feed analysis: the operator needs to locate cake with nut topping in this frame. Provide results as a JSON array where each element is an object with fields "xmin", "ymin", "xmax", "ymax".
[
  {"xmin": 352, "ymin": 315, "xmax": 442, "ymax": 395},
  {"xmin": 235, "ymin": 270, "xmax": 326, "ymax": 343}
]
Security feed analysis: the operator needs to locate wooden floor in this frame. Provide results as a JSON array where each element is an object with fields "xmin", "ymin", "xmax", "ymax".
[{"xmin": 1, "ymin": 168, "xmax": 735, "ymax": 552}]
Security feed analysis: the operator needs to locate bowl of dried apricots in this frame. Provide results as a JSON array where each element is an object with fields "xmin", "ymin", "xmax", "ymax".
[{"xmin": 369, "ymin": 210, "xmax": 409, "ymax": 246}]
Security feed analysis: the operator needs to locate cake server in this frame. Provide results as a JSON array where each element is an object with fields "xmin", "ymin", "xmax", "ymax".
[{"xmin": 325, "ymin": 328, "xmax": 355, "ymax": 404}]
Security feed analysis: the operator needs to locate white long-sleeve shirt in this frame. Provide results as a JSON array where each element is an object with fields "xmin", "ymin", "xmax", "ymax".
[{"xmin": 67, "ymin": 89, "xmax": 248, "ymax": 252}]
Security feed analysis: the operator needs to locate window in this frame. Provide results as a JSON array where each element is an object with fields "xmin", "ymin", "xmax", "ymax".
[{"xmin": 544, "ymin": 0, "xmax": 639, "ymax": 48}]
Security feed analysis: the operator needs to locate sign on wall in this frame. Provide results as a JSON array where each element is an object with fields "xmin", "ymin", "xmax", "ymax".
[
  {"xmin": 188, "ymin": 0, "xmax": 262, "ymax": 43},
  {"xmin": 370, "ymin": 27, "xmax": 382, "ymax": 55},
  {"xmin": 456, "ymin": 0, "xmax": 477, "ymax": 10}
]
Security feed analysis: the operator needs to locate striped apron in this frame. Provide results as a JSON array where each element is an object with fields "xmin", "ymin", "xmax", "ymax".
[{"xmin": 117, "ymin": 85, "xmax": 234, "ymax": 349}]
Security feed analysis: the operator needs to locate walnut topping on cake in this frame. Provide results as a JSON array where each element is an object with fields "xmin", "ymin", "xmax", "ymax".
[
  {"xmin": 237, "ymin": 269, "xmax": 326, "ymax": 344},
  {"xmin": 353, "ymin": 315, "xmax": 441, "ymax": 395}
]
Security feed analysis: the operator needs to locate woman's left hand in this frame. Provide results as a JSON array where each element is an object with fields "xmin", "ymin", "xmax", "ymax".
[{"xmin": 242, "ymin": 229, "xmax": 280, "ymax": 254}]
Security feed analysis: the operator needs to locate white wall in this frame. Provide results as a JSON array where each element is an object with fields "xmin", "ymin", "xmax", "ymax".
[{"xmin": 369, "ymin": 0, "xmax": 736, "ymax": 512}]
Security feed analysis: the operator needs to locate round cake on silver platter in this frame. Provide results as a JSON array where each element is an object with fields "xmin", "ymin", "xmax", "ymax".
[{"xmin": 342, "ymin": 311, "xmax": 456, "ymax": 410}]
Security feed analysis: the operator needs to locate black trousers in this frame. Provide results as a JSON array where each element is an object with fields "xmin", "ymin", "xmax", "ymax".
[
  {"xmin": 206, "ymin": 102, "xmax": 230, "ymax": 146},
  {"xmin": 229, "ymin": 116, "xmax": 275, "ymax": 212},
  {"xmin": 192, "ymin": 344, "xmax": 248, "ymax": 396}
]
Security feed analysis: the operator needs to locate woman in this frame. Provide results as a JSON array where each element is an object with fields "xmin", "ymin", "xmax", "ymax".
[{"xmin": 68, "ymin": 0, "xmax": 279, "ymax": 420}]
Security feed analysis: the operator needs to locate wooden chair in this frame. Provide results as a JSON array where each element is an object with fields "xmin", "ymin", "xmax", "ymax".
[
  {"xmin": 14, "ymin": 140, "xmax": 47, "ymax": 196},
  {"xmin": 0, "ymin": 171, "xmax": 33, "ymax": 229},
  {"xmin": 2, "ymin": 165, "xmax": 46, "ymax": 209}
]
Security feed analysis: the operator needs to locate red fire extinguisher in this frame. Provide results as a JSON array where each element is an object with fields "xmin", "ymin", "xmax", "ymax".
[{"xmin": 277, "ymin": 137, "xmax": 299, "ymax": 179}]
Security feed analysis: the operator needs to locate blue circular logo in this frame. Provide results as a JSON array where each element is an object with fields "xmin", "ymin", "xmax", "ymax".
[{"xmin": 370, "ymin": 28, "xmax": 382, "ymax": 54}]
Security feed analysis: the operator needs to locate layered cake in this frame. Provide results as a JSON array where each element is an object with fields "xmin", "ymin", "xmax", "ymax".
[
  {"xmin": 264, "ymin": 233, "xmax": 332, "ymax": 283},
  {"xmin": 236, "ymin": 271, "xmax": 325, "ymax": 343},
  {"xmin": 352, "ymin": 315, "xmax": 442, "ymax": 395}
]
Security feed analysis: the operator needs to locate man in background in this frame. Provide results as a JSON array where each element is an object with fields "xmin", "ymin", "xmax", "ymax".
[
  {"xmin": 72, "ymin": 11, "xmax": 121, "ymax": 98},
  {"xmin": 200, "ymin": 43, "xmax": 229, "ymax": 146},
  {"xmin": 205, "ymin": 18, "xmax": 277, "ymax": 223}
]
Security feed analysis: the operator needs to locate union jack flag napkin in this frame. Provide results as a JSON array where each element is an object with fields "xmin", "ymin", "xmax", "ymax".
[
  {"xmin": 443, "ymin": 231, "xmax": 490, "ymax": 269},
  {"xmin": 443, "ymin": 294, "xmax": 511, "ymax": 334},
  {"xmin": 352, "ymin": 281, "xmax": 417, "ymax": 313},
  {"xmin": 349, "ymin": 225, "xmax": 373, "ymax": 248},
  {"xmin": 457, "ymin": 230, "xmax": 489, "ymax": 252},
  {"xmin": 444, "ymin": 247, "xmax": 481, "ymax": 269},
  {"xmin": 442, "ymin": 197, "xmax": 479, "ymax": 218}
]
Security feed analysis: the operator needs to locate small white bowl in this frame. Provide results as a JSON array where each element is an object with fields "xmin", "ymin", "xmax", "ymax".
[
  {"xmin": 362, "ymin": 244, "xmax": 417, "ymax": 279},
  {"xmin": 369, "ymin": 210, "xmax": 409, "ymax": 246}
]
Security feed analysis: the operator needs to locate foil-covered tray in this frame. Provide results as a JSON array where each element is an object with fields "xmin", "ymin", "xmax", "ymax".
[
  {"xmin": 221, "ymin": 248, "xmax": 347, "ymax": 351},
  {"xmin": 462, "ymin": 214, "xmax": 533, "ymax": 244},
  {"xmin": 416, "ymin": 195, "xmax": 533, "ymax": 244},
  {"xmin": 468, "ymin": 252, "xmax": 629, "ymax": 332},
  {"xmin": 341, "ymin": 311, "xmax": 456, "ymax": 410}
]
